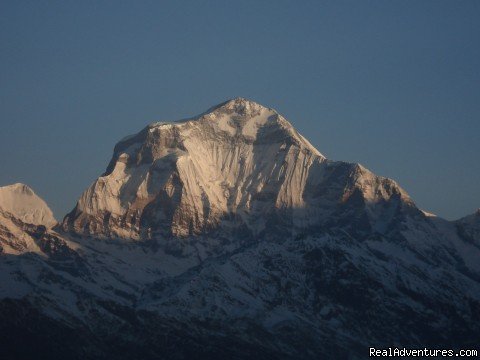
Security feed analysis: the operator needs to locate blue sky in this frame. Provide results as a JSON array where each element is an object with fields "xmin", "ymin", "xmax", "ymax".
[{"xmin": 1, "ymin": 0, "xmax": 479, "ymax": 220}]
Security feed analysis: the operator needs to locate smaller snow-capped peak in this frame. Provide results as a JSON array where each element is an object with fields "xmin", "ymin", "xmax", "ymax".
[
  {"xmin": 5, "ymin": 183, "xmax": 34, "ymax": 195},
  {"xmin": 0, "ymin": 183, "xmax": 56, "ymax": 227},
  {"xmin": 210, "ymin": 97, "xmax": 272, "ymax": 116}
]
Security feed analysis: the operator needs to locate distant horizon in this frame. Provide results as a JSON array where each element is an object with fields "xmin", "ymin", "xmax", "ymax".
[{"xmin": 1, "ymin": 1, "xmax": 479, "ymax": 220}]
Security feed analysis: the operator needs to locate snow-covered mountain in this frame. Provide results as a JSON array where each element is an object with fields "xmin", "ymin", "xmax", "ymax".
[
  {"xmin": 0, "ymin": 183, "xmax": 57, "ymax": 255},
  {"xmin": 1, "ymin": 98, "xmax": 479, "ymax": 359},
  {"xmin": 63, "ymin": 98, "xmax": 417, "ymax": 253},
  {"xmin": 0, "ymin": 183, "xmax": 56, "ymax": 228},
  {"xmin": 63, "ymin": 98, "xmax": 329, "ymax": 239}
]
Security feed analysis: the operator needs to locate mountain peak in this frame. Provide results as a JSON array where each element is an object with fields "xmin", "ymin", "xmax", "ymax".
[
  {"xmin": 63, "ymin": 99, "xmax": 331, "ymax": 239},
  {"xmin": 0, "ymin": 183, "xmax": 56, "ymax": 227},
  {"xmin": 149, "ymin": 97, "xmax": 278, "ymax": 129},
  {"xmin": 202, "ymin": 98, "xmax": 324, "ymax": 157},
  {"xmin": 132, "ymin": 98, "xmax": 323, "ymax": 159},
  {"xmin": 4, "ymin": 182, "xmax": 35, "ymax": 195},
  {"xmin": 63, "ymin": 99, "xmax": 414, "ymax": 242},
  {"xmin": 212, "ymin": 97, "xmax": 271, "ymax": 116},
  {"xmin": 146, "ymin": 98, "xmax": 272, "ymax": 128}
]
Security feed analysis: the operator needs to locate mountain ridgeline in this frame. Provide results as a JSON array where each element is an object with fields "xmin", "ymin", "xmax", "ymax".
[{"xmin": 1, "ymin": 98, "xmax": 479, "ymax": 359}]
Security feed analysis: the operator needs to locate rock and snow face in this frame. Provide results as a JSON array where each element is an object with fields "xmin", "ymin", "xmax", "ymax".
[
  {"xmin": 63, "ymin": 98, "xmax": 415, "ymax": 246},
  {"xmin": 1, "ymin": 99, "xmax": 480, "ymax": 359},
  {"xmin": 0, "ymin": 183, "xmax": 56, "ymax": 228}
]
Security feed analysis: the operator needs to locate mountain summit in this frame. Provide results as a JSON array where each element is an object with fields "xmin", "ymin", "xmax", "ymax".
[{"xmin": 63, "ymin": 98, "xmax": 413, "ymax": 246}]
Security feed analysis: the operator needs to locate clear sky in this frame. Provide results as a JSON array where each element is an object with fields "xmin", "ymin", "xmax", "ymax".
[{"xmin": 1, "ymin": 1, "xmax": 479, "ymax": 220}]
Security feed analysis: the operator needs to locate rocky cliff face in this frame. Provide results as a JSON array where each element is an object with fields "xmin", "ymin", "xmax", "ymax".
[{"xmin": 1, "ymin": 99, "xmax": 480, "ymax": 359}]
